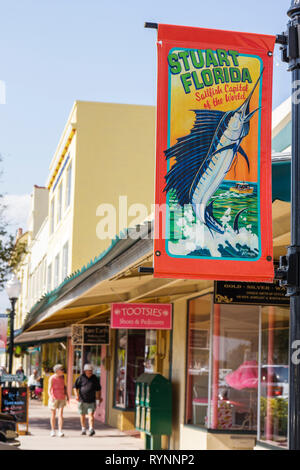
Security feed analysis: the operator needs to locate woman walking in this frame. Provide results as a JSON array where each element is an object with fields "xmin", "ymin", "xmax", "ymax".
[{"xmin": 48, "ymin": 364, "xmax": 69, "ymax": 437}]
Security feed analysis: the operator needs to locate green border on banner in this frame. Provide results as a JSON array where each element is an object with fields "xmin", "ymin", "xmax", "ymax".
[{"xmin": 165, "ymin": 47, "xmax": 263, "ymax": 262}]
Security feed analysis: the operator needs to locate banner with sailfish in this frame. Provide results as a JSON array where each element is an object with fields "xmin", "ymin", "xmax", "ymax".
[{"xmin": 154, "ymin": 24, "xmax": 276, "ymax": 282}]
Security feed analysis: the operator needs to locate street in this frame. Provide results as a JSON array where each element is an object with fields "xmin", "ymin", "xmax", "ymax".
[{"xmin": 18, "ymin": 400, "xmax": 144, "ymax": 451}]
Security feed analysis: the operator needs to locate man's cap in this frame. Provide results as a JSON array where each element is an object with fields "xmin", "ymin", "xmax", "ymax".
[{"xmin": 84, "ymin": 364, "xmax": 93, "ymax": 371}]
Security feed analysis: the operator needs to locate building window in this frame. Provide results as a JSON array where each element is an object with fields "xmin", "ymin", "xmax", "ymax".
[
  {"xmin": 186, "ymin": 297, "xmax": 260, "ymax": 432},
  {"xmin": 62, "ymin": 242, "xmax": 69, "ymax": 280},
  {"xmin": 57, "ymin": 183, "xmax": 63, "ymax": 223},
  {"xmin": 114, "ymin": 329, "xmax": 156, "ymax": 409},
  {"xmin": 186, "ymin": 295, "xmax": 211, "ymax": 427},
  {"xmin": 210, "ymin": 304, "xmax": 259, "ymax": 431},
  {"xmin": 66, "ymin": 163, "xmax": 72, "ymax": 209},
  {"xmin": 259, "ymin": 306, "xmax": 289, "ymax": 448},
  {"xmin": 50, "ymin": 198, "xmax": 55, "ymax": 234},
  {"xmin": 47, "ymin": 264, "xmax": 52, "ymax": 292},
  {"xmin": 54, "ymin": 254, "xmax": 60, "ymax": 287}
]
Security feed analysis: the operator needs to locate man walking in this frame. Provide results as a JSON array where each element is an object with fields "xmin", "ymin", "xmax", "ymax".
[{"xmin": 74, "ymin": 364, "xmax": 101, "ymax": 436}]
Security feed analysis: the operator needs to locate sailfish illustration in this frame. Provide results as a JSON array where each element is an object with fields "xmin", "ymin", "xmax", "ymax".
[{"xmin": 164, "ymin": 70, "xmax": 263, "ymax": 234}]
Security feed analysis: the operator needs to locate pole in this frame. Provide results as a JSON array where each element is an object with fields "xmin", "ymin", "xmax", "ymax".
[
  {"xmin": 211, "ymin": 304, "xmax": 220, "ymax": 429},
  {"xmin": 8, "ymin": 298, "xmax": 16, "ymax": 375},
  {"xmin": 275, "ymin": 0, "xmax": 300, "ymax": 450}
]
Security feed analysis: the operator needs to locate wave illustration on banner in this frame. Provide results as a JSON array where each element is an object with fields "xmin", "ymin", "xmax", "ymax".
[{"xmin": 164, "ymin": 72, "xmax": 263, "ymax": 260}]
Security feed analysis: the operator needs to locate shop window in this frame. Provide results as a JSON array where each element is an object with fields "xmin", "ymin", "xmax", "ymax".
[
  {"xmin": 57, "ymin": 183, "xmax": 63, "ymax": 223},
  {"xmin": 145, "ymin": 330, "xmax": 157, "ymax": 373},
  {"xmin": 186, "ymin": 295, "xmax": 211, "ymax": 427},
  {"xmin": 210, "ymin": 304, "xmax": 259, "ymax": 431},
  {"xmin": 259, "ymin": 306, "xmax": 289, "ymax": 448},
  {"xmin": 114, "ymin": 329, "xmax": 157, "ymax": 410},
  {"xmin": 115, "ymin": 330, "xmax": 127, "ymax": 408}
]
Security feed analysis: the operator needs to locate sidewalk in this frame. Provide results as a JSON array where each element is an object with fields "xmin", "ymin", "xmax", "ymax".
[{"xmin": 19, "ymin": 400, "xmax": 144, "ymax": 450}]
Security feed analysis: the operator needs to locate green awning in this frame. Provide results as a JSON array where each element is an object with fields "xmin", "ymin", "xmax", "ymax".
[{"xmin": 272, "ymin": 160, "xmax": 291, "ymax": 202}]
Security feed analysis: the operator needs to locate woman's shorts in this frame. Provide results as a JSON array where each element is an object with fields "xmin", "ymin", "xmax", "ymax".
[
  {"xmin": 78, "ymin": 401, "xmax": 96, "ymax": 415},
  {"xmin": 48, "ymin": 398, "xmax": 66, "ymax": 410}
]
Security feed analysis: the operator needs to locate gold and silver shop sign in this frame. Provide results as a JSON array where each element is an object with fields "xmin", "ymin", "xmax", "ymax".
[
  {"xmin": 71, "ymin": 324, "xmax": 110, "ymax": 346},
  {"xmin": 214, "ymin": 281, "xmax": 289, "ymax": 306}
]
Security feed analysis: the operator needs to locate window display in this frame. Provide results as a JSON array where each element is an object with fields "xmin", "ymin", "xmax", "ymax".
[
  {"xmin": 114, "ymin": 329, "xmax": 157, "ymax": 410},
  {"xmin": 259, "ymin": 306, "xmax": 289, "ymax": 448}
]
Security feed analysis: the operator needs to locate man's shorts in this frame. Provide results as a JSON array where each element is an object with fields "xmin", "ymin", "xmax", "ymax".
[
  {"xmin": 78, "ymin": 401, "xmax": 96, "ymax": 415},
  {"xmin": 48, "ymin": 398, "xmax": 66, "ymax": 410}
]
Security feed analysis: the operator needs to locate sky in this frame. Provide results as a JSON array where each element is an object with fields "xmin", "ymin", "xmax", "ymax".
[{"xmin": 0, "ymin": 0, "xmax": 293, "ymax": 308}]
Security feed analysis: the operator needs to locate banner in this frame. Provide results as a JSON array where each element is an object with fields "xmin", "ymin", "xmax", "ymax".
[
  {"xmin": 111, "ymin": 303, "xmax": 172, "ymax": 330},
  {"xmin": 0, "ymin": 314, "xmax": 8, "ymax": 354},
  {"xmin": 154, "ymin": 24, "xmax": 276, "ymax": 282}
]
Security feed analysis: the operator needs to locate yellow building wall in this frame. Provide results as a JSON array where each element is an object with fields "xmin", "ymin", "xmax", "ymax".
[{"xmin": 71, "ymin": 101, "xmax": 155, "ymax": 271}]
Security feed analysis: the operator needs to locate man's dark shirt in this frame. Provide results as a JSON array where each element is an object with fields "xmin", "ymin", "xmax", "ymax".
[{"xmin": 75, "ymin": 374, "xmax": 101, "ymax": 403}]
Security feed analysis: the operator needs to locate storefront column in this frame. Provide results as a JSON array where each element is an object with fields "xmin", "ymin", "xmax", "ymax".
[
  {"xmin": 211, "ymin": 304, "xmax": 220, "ymax": 429},
  {"xmin": 265, "ymin": 306, "xmax": 275, "ymax": 441}
]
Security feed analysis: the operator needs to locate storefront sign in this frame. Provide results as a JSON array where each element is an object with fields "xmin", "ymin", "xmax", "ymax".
[
  {"xmin": 0, "ymin": 374, "xmax": 25, "ymax": 383},
  {"xmin": 0, "ymin": 314, "xmax": 8, "ymax": 354},
  {"xmin": 0, "ymin": 387, "xmax": 28, "ymax": 424},
  {"xmin": 214, "ymin": 281, "xmax": 289, "ymax": 305},
  {"xmin": 71, "ymin": 324, "xmax": 110, "ymax": 346},
  {"xmin": 154, "ymin": 24, "xmax": 276, "ymax": 282},
  {"xmin": 111, "ymin": 303, "xmax": 172, "ymax": 330}
]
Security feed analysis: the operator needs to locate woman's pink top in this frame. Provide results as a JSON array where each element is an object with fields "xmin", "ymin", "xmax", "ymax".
[{"xmin": 50, "ymin": 375, "xmax": 65, "ymax": 400}]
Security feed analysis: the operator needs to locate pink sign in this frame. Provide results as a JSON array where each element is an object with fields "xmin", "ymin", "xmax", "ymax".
[{"xmin": 111, "ymin": 303, "xmax": 172, "ymax": 330}]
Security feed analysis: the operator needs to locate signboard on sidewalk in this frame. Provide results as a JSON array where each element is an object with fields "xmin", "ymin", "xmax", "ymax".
[
  {"xmin": 154, "ymin": 24, "xmax": 276, "ymax": 282},
  {"xmin": 71, "ymin": 324, "xmax": 110, "ymax": 346},
  {"xmin": 111, "ymin": 303, "xmax": 172, "ymax": 330},
  {"xmin": 0, "ymin": 387, "xmax": 29, "ymax": 424},
  {"xmin": 0, "ymin": 314, "xmax": 8, "ymax": 354}
]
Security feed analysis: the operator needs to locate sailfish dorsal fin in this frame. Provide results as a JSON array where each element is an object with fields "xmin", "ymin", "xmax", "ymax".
[{"xmin": 164, "ymin": 109, "xmax": 225, "ymax": 206}]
